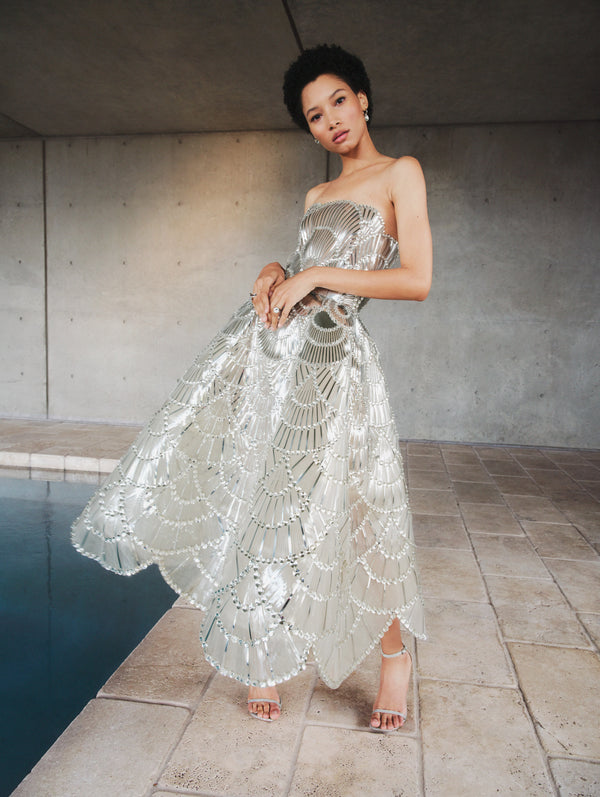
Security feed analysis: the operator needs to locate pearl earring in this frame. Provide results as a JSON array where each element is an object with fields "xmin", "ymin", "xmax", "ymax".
[
  {"xmin": 314, "ymin": 138, "xmax": 319, "ymax": 144},
  {"xmin": 364, "ymin": 110, "xmax": 370, "ymax": 122}
]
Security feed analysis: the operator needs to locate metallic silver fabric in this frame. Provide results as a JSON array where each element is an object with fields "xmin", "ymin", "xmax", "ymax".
[{"xmin": 72, "ymin": 199, "xmax": 426, "ymax": 689}]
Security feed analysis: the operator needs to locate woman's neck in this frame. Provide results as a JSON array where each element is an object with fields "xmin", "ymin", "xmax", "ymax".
[{"xmin": 337, "ymin": 135, "xmax": 385, "ymax": 177}]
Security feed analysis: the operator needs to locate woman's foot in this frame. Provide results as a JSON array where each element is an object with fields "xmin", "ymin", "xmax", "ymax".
[
  {"xmin": 370, "ymin": 646, "xmax": 412, "ymax": 731},
  {"xmin": 247, "ymin": 686, "xmax": 281, "ymax": 721}
]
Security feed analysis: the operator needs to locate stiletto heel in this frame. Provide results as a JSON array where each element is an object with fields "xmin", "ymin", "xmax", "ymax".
[{"xmin": 370, "ymin": 645, "xmax": 412, "ymax": 732}]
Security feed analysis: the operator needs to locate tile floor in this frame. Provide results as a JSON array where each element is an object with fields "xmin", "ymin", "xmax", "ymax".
[{"xmin": 3, "ymin": 420, "xmax": 600, "ymax": 796}]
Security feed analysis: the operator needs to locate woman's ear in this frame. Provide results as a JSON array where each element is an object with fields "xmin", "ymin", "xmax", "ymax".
[{"xmin": 357, "ymin": 90, "xmax": 369, "ymax": 112}]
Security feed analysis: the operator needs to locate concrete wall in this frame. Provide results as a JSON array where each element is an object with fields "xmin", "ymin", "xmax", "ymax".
[
  {"xmin": 0, "ymin": 141, "xmax": 46, "ymax": 416},
  {"xmin": 1, "ymin": 122, "xmax": 598, "ymax": 447},
  {"xmin": 365, "ymin": 122, "xmax": 600, "ymax": 447}
]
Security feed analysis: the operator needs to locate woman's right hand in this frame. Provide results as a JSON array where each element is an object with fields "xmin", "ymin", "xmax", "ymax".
[{"xmin": 251, "ymin": 262, "xmax": 285, "ymax": 323}]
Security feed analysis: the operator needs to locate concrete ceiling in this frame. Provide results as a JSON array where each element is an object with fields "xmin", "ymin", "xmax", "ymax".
[{"xmin": 1, "ymin": 0, "xmax": 598, "ymax": 138}]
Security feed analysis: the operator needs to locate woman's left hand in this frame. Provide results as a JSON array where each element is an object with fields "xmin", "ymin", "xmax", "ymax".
[{"xmin": 267, "ymin": 269, "xmax": 316, "ymax": 329}]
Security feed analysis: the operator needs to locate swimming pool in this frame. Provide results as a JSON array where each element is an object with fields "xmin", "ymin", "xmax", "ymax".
[{"xmin": 0, "ymin": 477, "xmax": 176, "ymax": 796}]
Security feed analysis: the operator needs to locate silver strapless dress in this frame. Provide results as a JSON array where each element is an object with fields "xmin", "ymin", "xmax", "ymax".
[{"xmin": 72, "ymin": 199, "xmax": 426, "ymax": 689}]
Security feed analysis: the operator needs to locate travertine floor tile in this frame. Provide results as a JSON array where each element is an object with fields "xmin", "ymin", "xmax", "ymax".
[
  {"xmin": 12, "ymin": 699, "xmax": 187, "ymax": 797},
  {"xmin": 64, "ymin": 455, "xmax": 99, "ymax": 472},
  {"xmin": 474, "ymin": 446, "xmax": 512, "ymax": 460},
  {"xmin": 445, "ymin": 462, "xmax": 492, "ymax": 482},
  {"xmin": 0, "ymin": 451, "xmax": 30, "ymax": 467},
  {"xmin": 471, "ymin": 534, "xmax": 550, "ymax": 578},
  {"xmin": 493, "ymin": 475, "xmax": 542, "ymax": 495},
  {"xmin": 407, "ymin": 441, "xmax": 440, "ymax": 454},
  {"xmin": 481, "ymin": 457, "xmax": 526, "ymax": 476},
  {"xmin": 460, "ymin": 502, "xmax": 523, "ymax": 535},
  {"xmin": 508, "ymin": 643, "xmax": 600, "ymax": 758},
  {"xmin": 31, "ymin": 452, "xmax": 65, "ymax": 470},
  {"xmin": 513, "ymin": 451, "xmax": 556, "ymax": 468},
  {"xmin": 504, "ymin": 494, "xmax": 567, "ymax": 523},
  {"xmin": 528, "ymin": 467, "xmax": 582, "ymax": 495},
  {"xmin": 485, "ymin": 575, "xmax": 591, "ymax": 646},
  {"xmin": 453, "ymin": 480, "xmax": 504, "ymax": 505},
  {"xmin": 578, "ymin": 613, "xmax": 600, "ymax": 647},
  {"xmin": 159, "ymin": 667, "xmax": 315, "ymax": 796},
  {"xmin": 549, "ymin": 758, "xmax": 600, "ymax": 797},
  {"xmin": 560, "ymin": 463, "xmax": 600, "ymax": 481},
  {"xmin": 407, "ymin": 454, "xmax": 446, "ymax": 471},
  {"xmin": 100, "ymin": 607, "xmax": 211, "ymax": 706},
  {"xmin": 307, "ymin": 644, "xmax": 415, "ymax": 731},
  {"xmin": 420, "ymin": 680, "xmax": 552, "ymax": 796},
  {"xmin": 543, "ymin": 559, "xmax": 600, "ymax": 612},
  {"xmin": 581, "ymin": 480, "xmax": 600, "ymax": 501},
  {"xmin": 412, "ymin": 513, "xmax": 470, "ymax": 549},
  {"xmin": 441, "ymin": 448, "xmax": 479, "ymax": 464},
  {"xmin": 522, "ymin": 521, "xmax": 598, "ymax": 560},
  {"xmin": 418, "ymin": 547, "xmax": 487, "ymax": 602},
  {"xmin": 553, "ymin": 504, "xmax": 600, "ymax": 542},
  {"xmin": 407, "ymin": 468, "xmax": 451, "ymax": 489},
  {"xmin": 409, "ymin": 488, "xmax": 460, "ymax": 516},
  {"xmin": 553, "ymin": 493, "xmax": 600, "ymax": 513},
  {"xmin": 288, "ymin": 726, "xmax": 419, "ymax": 797},
  {"xmin": 544, "ymin": 450, "xmax": 586, "ymax": 464},
  {"xmin": 0, "ymin": 419, "xmax": 140, "ymax": 461},
  {"xmin": 417, "ymin": 598, "xmax": 514, "ymax": 686}
]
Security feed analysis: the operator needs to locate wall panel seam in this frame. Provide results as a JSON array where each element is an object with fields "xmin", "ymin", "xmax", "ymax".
[
  {"xmin": 280, "ymin": 0, "xmax": 304, "ymax": 53},
  {"xmin": 42, "ymin": 140, "xmax": 49, "ymax": 418}
]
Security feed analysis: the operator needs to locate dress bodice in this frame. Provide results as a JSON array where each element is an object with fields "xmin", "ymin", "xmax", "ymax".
[{"xmin": 285, "ymin": 200, "xmax": 399, "ymax": 318}]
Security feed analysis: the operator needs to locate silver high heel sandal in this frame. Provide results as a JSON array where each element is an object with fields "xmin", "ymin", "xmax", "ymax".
[
  {"xmin": 370, "ymin": 645, "xmax": 412, "ymax": 733},
  {"xmin": 247, "ymin": 698, "xmax": 282, "ymax": 722}
]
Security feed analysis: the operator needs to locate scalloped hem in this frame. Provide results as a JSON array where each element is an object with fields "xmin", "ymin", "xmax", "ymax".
[{"xmin": 201, "ymin": 606, "xmax": 426, "ymax": 690}]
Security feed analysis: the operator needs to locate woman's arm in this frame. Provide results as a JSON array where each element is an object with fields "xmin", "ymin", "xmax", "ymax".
[{"xmin": 268, "ymin": 157, "xmax": 432, "ymax": 328}]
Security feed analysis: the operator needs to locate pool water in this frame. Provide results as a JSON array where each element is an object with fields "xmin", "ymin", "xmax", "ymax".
[{"xmin": 0, "ymin": 477, "xmax": 176, "ymax": 796}]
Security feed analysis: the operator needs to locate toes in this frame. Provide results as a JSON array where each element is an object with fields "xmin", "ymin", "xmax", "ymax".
[
  {"xmin": 372, "ymin": 711, "xmax": 404, "ymax": 730},
  {"xmin": 370, "ymin": 712, "xmax": 381, "ymax": 729},
  {"xmin": 248, "ymin": 700, "xmax": 265, "ymax": 718}
]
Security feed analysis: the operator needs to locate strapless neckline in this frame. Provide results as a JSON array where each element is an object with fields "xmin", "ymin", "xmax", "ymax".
[{"xmin": 302, "ymin": 198, "xmax": 398, "ymax": 245}]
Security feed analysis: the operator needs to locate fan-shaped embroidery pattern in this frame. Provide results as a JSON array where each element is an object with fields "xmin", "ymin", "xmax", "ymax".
[{"xmin": 72, "ymin": 200, "xmax": 425, "ymax": 689}]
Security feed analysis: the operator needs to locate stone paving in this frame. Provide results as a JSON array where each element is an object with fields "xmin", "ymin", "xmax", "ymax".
[{"xmin": 2, "ymin": 419, "xmax": 600, "ymax": 796}]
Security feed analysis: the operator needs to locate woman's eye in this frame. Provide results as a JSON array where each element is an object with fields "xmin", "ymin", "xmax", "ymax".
[
  {"xmin": 335, "ymin": 96, "xmax": 345, "ymax": 105},
  {"xmin": 310, "ymin": 113, "xmax": 322, "ymax": 123}
]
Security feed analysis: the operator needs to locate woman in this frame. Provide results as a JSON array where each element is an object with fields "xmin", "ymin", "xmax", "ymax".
[{"xmin": 72, "ymin": 44, "xmax": 432, "ymax": 733}]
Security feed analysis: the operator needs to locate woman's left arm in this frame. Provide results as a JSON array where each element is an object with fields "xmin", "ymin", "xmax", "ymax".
[{"xmin": 268, "ymin": 157, "xmax": 432, "ymax": 329}]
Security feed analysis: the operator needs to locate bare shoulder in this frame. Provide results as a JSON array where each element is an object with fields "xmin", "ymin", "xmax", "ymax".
[
  {"xmin": 387, "ymin": 155, "xmax": 425, "ymax": 186},
  {"xmin": 386, "ymin": 156, "xmax": 427, "ymax": 208},
  {"xmin": 304, "ymin": 183, "xmax": 328, "ymax": 211}
]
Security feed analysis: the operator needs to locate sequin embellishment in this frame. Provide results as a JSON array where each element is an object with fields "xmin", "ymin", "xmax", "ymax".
[{"xmin": 72, "ymin": 200, "xmax": 426, "ymax": 689}]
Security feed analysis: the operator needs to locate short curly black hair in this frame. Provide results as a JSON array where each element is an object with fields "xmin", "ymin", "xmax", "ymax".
[{"xmin": 283, "ymin": 44, "xmax": 372, "ymax": 133}]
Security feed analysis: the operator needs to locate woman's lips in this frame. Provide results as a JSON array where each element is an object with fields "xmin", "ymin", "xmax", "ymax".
[{"xmin": 332, "ymin": 130, "xmax": 348, "ymax": 143}]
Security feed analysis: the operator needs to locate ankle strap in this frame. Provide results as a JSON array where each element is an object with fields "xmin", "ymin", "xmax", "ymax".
[{"xmin": 381, "ymin": 645, "xmax": 408, "ymax": 659}]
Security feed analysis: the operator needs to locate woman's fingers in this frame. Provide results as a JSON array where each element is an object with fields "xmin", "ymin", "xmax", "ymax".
[
  {"xmin": 269, "ymin": 303, "xmax": 285, "ymax": 329},
  {"xmin": 254, "ymin": 292, "xmax": 270, "ymax": 322},
  {"xmin": 251, "ymin": 278, "xmax": 273, "ymax": 322},
  {"xmin": 268, "ymin": 273, "xmax": 310, "ymax": 329},
  {"xmin": 252, "ymin": 269, "xmax": 306, "ymax": 329}
]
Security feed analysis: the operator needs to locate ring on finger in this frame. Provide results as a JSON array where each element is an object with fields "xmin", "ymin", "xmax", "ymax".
[
  {"xmin": 249, "ymin": 292, "xmax": 257, "ymax": 298},
  {"xmin": 273, "ymin": 307, "xmax": 281, "ymax": 314}
]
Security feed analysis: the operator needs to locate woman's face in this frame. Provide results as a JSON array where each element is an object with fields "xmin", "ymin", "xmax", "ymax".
[{"xmin": 301, "ymin": 73, "xmax": 368, "ymax": 151}]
